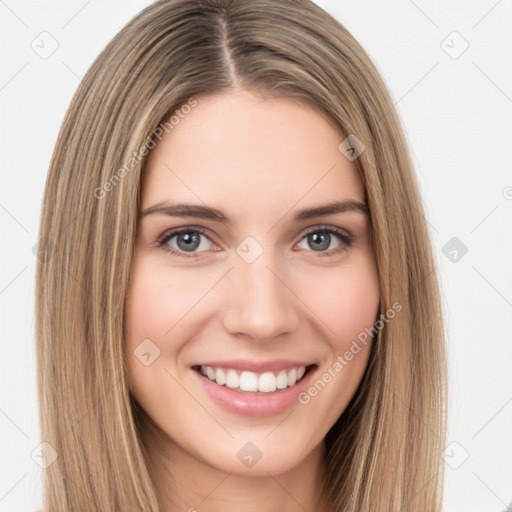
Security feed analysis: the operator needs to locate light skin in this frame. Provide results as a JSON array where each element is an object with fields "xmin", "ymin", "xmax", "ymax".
[{"xmin": 125, "ymin": 89, "xmax": 380, "ymax": 511}]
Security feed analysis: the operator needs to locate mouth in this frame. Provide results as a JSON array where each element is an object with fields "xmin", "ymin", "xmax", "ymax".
[
  {"xmin": 191, "ymin": 362, "xmax": 318, "ymax": 416},
  {"xmin": 192, "ymin": 364, "xmax": 315, "ymax": 394}
]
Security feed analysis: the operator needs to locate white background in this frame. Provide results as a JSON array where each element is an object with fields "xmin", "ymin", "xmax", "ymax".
[{"xmin": 1, "ymin": 1, "xmax": 511, "ymax": 510}]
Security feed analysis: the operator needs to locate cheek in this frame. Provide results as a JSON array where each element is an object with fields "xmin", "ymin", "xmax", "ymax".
[
  {"xmin": 124, "ymin": 259, "xmax": 185, "ymax": 392},
  {"xmin": 125, "ymin": 258, "xmax": 211, "ymax": 346},
  {"xmin": 301, "ymin": 254, "xmax": 380, "ymax": 352},
  {"xmin": 125, "ymin": 273, "xmax": 170, "ymax": 345},
  {"xmin": 294, "ymin": 254, "xmax": 380, "ymax": 423},
  {"xmin": 292, "ymin": 252, "xmax": 379, "ymax": 414},
  {"xmin": 124, "ymin": 257, "xmax": 224, "ymax": 404}
]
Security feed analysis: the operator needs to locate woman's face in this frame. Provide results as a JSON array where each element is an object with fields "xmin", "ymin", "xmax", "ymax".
[{"xmin": 125, "ymin": 89, "xmax": 380, "ymax": 477}]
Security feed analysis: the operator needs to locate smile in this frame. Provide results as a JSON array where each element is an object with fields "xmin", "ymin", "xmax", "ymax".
[
  {"xmin": 191, "ymin": 362, "xmax": 317, "ymax": 416},
  {"xmin": 198, "ymin": 365, "xmax": 307, "ymax": 393}
]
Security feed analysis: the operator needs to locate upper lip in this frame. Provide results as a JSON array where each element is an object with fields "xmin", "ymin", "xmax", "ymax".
[{"xmin": 192, "ymin": 359, "xmax": 316, "ymax": 373}]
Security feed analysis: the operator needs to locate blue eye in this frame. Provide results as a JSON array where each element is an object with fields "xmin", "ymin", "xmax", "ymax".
[
  {"xmin": 158, "ymin": 227, "xmax": 214, "ymax": 258},
  {"xmin": 296, "ymin": 227, "xmax": 353, "ymax": 255},
  {"xmin": 157, "ymin": 225, "xmax": 353, "ymax": 259}
]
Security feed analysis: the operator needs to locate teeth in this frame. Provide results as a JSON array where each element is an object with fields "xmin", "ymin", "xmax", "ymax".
[
  {"xmin": 258, "ymin": 372, "xmax": 277, "ymax": 393},
  {"xmin": 225, "ymin": 369, "xmax": 239, "ymax": 388},
  {"xmin": 240, "ymin": 371, "xmax": 258, "ymax": 391},
  {"xmin": 287, "ymin": 368, "xmax": 297, "ymax": 387},
  {"xmin": 276, "ymin": 370, "xmax": 288, "ymax": 389},
  {"xmin": 216, "ymin": 368, "xmax": 226, "ymax": 385},
  {"xmin": 199, "ymin": 365, "xmax": 308, "ymax": 393}
]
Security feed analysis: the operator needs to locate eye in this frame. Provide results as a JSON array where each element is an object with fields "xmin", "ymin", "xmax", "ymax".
[
  {"xmin": 156, "ymin": 225, "xmax": 353, "ymax": 259},
  {"xmin": 157, "ymin": 227, "xmax": 216, "ymax": 258},
  {"xmin": 296, "ymin": 226, "xmax": 353, "ymax": 255}
]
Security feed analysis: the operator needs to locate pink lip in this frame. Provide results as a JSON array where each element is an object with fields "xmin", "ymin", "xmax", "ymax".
[
  {"xmin": 191, "ymin": 359, "xmax": 314, "ymax": 373},
  {"xmin": 191, "ymin": 364, "xmax": 317, "ymax": 417}
]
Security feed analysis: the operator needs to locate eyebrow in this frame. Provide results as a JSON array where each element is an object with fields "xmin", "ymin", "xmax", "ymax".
[{"xmin": 140, "ymin": 199, "xmax": 369, "ymax": 223}]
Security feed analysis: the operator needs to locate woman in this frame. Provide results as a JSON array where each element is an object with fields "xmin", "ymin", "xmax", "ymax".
[{"xmin": 35, "ymin": 0, "xmax": 447, "ymax": 510}]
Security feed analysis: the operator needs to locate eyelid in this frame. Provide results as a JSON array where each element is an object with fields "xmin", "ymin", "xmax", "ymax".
[{"xmin": 299, "ymin": 224, "xmax": 353, "ymax": 243}]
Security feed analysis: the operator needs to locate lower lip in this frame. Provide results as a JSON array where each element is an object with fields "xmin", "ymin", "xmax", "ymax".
[{"xmin": 192, "ymin": 366, "xmax": 317, "ymax": 417}]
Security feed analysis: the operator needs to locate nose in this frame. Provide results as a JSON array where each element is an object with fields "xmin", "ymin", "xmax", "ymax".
[{"xmin": 221, "ymin": 252, "xmax": 299, "ymax": 342}]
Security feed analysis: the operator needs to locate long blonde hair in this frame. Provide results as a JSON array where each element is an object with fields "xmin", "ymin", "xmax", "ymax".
[{"xmin": 35, "ymin": 0, "xmax": 447, "ymax": 510}]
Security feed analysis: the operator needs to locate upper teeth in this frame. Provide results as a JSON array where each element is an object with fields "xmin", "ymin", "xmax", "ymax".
[{"xmin": 199, "ymin": 365, "xmax": 307, "ymax": 393}]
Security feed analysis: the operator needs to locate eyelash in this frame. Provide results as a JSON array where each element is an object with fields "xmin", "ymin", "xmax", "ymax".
[{"xmin": 156, "ymin": 225, "xmax": 354, "ymax": 259}]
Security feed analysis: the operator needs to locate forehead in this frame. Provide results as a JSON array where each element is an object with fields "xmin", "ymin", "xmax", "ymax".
[{"xmin": 141, "ymin": 90, "xmax": 365, "ymax": 219}]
